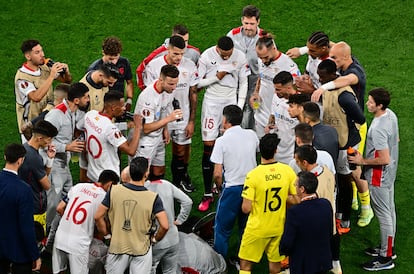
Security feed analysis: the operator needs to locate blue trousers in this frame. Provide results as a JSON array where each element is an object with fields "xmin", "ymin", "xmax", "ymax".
[{"xmin": 213, "ymin": 185, "xmax": 247, "ymax": 257}]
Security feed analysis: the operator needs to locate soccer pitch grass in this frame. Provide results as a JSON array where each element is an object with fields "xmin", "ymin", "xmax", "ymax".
[{"xmin": 1, "ymin": 0, "xmax": 413, "ymax": 273}]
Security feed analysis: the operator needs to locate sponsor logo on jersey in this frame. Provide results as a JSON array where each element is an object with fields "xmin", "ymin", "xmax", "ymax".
[
  {"xmin": 142, "ymin": 109, "xmax": 150, "ymax": 117},
  {"xmin": 177, "ymin": 83, "xmax": 188, "ymax": 89},
  {"xmin": 86, "ymin": 116, "xmax": 103, "ymax": 134},
  {"xmin": 114, "ymin": 131, "xmax": 122, "ymax": 139},
  {"xmin": 20, "ymin": 81, "xmax": 29, "ymax": 89}
]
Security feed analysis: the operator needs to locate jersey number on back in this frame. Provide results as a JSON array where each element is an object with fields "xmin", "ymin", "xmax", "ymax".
[
  {"xmin": 66, "ymin": 197, "xmax": 92, "ymax": 225},
  {"xmin": 264, "ymin": 187, "xmax": 282, "ymax": 212}
]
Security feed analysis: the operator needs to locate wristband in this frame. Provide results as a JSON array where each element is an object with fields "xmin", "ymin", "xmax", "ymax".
[
  {"xmin": 126, "ymin": 98, "xmax": 133, "ymax": 105},
  {"xmin": 46, "ymin": 157, "xmax": 54, "ymax": 168},
  {"xmin": 299, "ymin": 46, "xmax": 308, "ymax": 55},
  {"xmin": 321, "ymin": 81, "xmax": 336, "ymax": 91},
  {"xmin": 104, "ymin": 234, "xmax": 112, "ymax": 240}
]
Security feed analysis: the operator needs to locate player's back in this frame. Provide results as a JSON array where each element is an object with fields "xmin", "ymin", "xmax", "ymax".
[
  {"xmin": 242, "ymin": 162, "xmax": 297, "ymax": 237},
  {"xmin": 54, "ymin": 183, "xmax": 106, "ymax": 254}
]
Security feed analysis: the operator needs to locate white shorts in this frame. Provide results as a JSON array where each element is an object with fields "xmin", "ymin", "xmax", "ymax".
[
  {"xmin": 337, "ymin": 144, "xmax": 359, "ymax": 175},
  {"xmin": 52, "ymin": 246, "xmax": 88, "ymax": 274},
  {"xmin": 105, "ymin": 249, "xmax": 152, "ymax": 274},
  {"xmin": 170, "ymin": 129, "xmax": 192, "ymax": 145},
  {"xmin": 201, "ymin": 96, "xmax": 236, "ymax": 141},
  {"xmin": 137, "ymin": 141, "xmax": 165, "ymax": 167}
]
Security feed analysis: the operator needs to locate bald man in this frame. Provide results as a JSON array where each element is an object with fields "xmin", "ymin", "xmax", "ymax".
[
  {"xmin": 312, "ymin": 41, "xmax": 366, "ymax": 109},
  {"xmin": 313, "ymin": 42, "xmax": 372, "ymax": 228}
]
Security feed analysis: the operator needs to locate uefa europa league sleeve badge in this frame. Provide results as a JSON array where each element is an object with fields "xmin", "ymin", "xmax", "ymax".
[{"xmin": 122, "ymin": 200, "xmax": 137, "ymax": 231}]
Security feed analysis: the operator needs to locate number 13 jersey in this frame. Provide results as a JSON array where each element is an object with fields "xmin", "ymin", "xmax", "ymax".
[{"xmin": 242, "ymin": 162, "xmax": 297, "ymax": 237}]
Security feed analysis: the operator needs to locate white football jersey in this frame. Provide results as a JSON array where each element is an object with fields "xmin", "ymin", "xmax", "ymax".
[
  {"xmin": 198, "ymin": 46, "xmax": 250, "ymax": 99},
  {"xmin": 254, "ymin": 53, "xmax": 300, "ymax": 130},
  {"xmin": 135, "ymin": 82, "xmax": 173, "ymax": 146},
  {"xmin": 270, "ymin": 95, "xmax": 299, "ymax": 164},
  {"xmin": 54, "ymin": 183, "xmax": 106, "ymax": 255},
  {"xmin": 143, "ymin": 56, "xmax": 199, "ymax": 130},
  {"xmin": 305, "ymin": 55, "xmax": 330, "ymax": 89},
  {"xmin": 84, "ymin": 110, "xmax": 127, "ymax": 181}
]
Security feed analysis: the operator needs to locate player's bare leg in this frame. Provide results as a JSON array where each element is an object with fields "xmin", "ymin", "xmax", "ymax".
[
  {"xmin": 352, "ymin": 166, "xmax": 374, "ymax": 227},
  {"xmin": 149, "ymin": 165, "xmax": 165, "ymax": 181},
  {"xmin": 268, "ymin": 261, "xmax": 281, "ymax": 274},
  {"xmin": 239, "ymin": 259, "xmax": 253, "ymax": 274}
]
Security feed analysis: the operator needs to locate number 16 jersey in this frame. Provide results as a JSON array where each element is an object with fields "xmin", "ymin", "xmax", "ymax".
[
  {"xmin": 54, "ymin": 183, "xmax": 106, "ymax": 255},
  {"xmin": 242, "ymin": 162, "xmax": 297, "ymax": 237}
]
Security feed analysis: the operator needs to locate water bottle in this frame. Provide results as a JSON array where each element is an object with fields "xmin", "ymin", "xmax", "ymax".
[
  {"xmin": 347, "ymin": 146, "xmax": 357, "ymax": 170},
  {"xmin": 172, "ymin": 98, "xmax": 183, "ymax": 122},
  {"xmin": 71, "ymin": 132, "xmax": 85, "ymax": 163}
]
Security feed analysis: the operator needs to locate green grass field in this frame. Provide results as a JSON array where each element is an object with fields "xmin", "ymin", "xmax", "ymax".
[{"xmin": 1, "ymin": 0, "xmax": 413, "ymax": 273}]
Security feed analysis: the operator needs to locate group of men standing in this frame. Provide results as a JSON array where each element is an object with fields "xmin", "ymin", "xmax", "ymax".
[{"xmin": 0, "ymin": 4, "xmax": 399, "ymax": 274}]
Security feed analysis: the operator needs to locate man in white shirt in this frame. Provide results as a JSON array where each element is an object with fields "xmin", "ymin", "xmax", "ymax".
[
  {"xmin": 250, "ymin": 33, "xmax": 300, "ymax": 139},
  {"xmin": 134, "ymin": 64, "xmax": 183, "ymax": 181},
  {"xmin": 84, "ymin": 91, "xmax": 142, "ymax": 181},
  {"xmin": 52, "ymin": 170, "xmax": 119, "ymax": 274},
  {"xmin": 197, "ymin": 36, "xmax": 251, "ymax": 211},
  {"xmin": 266, "ymin": 72, "xmax": 300, "ymax": 164},
  {"xmin": 143, "ymin": 35, "xmax": 199, "ymax": 193},
  {"xmin": 210, "ymin": 105, "xmax": 259, "ymax": 256}
]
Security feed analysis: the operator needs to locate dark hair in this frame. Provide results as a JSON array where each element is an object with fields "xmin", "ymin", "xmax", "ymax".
[
  {"xmin": 303, "ymin": 102, "xmax": 321, "ymax": 122},
  {"xmin": 172, "ymin": 24, "xmax": 189, "ymax": 36},
  {"xmin": 217, "ymin": 36, "xmax": 234, "ymax": 51},
  {"xmin": 256, "ymin": 31, "xmax": 275, "ymax": 50},
  {"xmin": 242, "ymin": 5, "xmax": 260, "ymax": 20},
  {"xmin": 260, "ymin": 133, "xmax": 280, "ymax": 160},
  {"xmin": 54, "ymin": 83, "xmax": 70, "ymax": 94},
  {"xmin": 21, "ymin": 39, "xmax": 40, "ymax": 54},
  {"xmin": 169, "ymin": 35, "xmax": 186, "ymax": 50},
  {"xmin": 32, "ymin": 120, "xmax": 58, "ymax": 138},
  {"xmin": 104, "ymin": 90, "xmax": 124, "ymax": 106},
  {"xmin": 160, "ymin": 64, "xmax": 179, "ymax": 79},
  {"xmin": 368, "ymin": 88, "xmax": 391, "ymax": 110},
  {"xmin": 297, "ymin": 171, "xmax": 319, "ymax": 194},
  {"xmin": 307, "ymin": 31, "xmax": 330, "ymax": 48},
  {"xmin": 318, "ymin": 59, "xmax": 337, "ymax": 74},
  {"xmin": 102, "ymin": 36, "xmax": 122, "ymax": 55},
  {"xmin": 223, "ymin": 105, "xmax": 242, "ymax": 126},
  {"xmin": 273, "ymin": 71, "xmax": 293, "ymax": 85},
  {"xmin": 288, "ymin": 93, "xmax": 310, "ymax": 105},
  {"xmin": 295, "ymin": 144, "xmax": 317, "ymax": 164},
  {"xmin": 98, "ymin": 169, "xmax": 120, "ymax": 185},
  {"xmin": 99, "ymin": 62, "xmax": 120, "ymax": 79},
  {"xmin": 294, "ymin": 123, "xmax": 313, "ymax": 144},
  {"xmin": 67, "ymin": 82, "xmax": 89, "ymax": 101},
  {"xmin": 129, "ymin": 157, "xmax": 149, "ymax": 181},
  {"xmin": 4, "ymin": 143, "xmax": 26, "ymax": 163}
]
